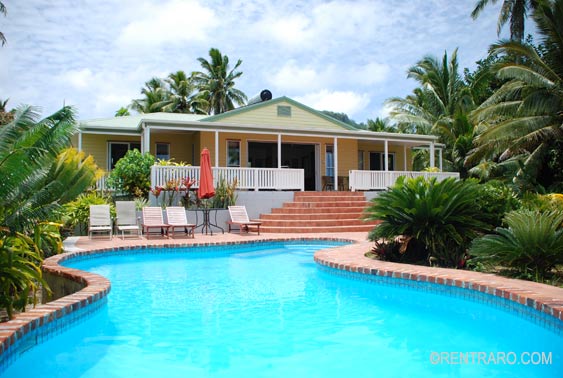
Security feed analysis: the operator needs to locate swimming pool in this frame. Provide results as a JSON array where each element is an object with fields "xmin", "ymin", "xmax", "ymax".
[{"xmin": 2, "ymin": 240, "xmax": 562, "ymax": 377}]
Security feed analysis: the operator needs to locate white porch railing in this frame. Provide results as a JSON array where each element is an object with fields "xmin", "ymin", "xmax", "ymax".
[
  {"xmin": 151, "ymin": 166, "xmax": 305, "ymax": 191},
  {"xmin": 349, "ymin": 170, "xmax": 460, "ymax": 191}
]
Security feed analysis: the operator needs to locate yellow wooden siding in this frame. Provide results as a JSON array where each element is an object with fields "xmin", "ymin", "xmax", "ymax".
[
  {"xmin": 150, "ymin": 132, "xmax": 195, "ymax": 164},
  {"xmin": 214, "ymin": 100, "xmax": 347, "ymax": 131},
  {"xmin": 81, "ymin": 134, "xmax": 141, "ymax": 170}
]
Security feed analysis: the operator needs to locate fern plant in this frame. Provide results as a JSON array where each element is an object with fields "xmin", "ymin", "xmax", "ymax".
[
  {"xmin": 365, "ymin": 176, "xmax": 490, "ymax": 267},
  {"xmin": 470, "ymin": 210, "xmax": 563, "ymax": 282}
]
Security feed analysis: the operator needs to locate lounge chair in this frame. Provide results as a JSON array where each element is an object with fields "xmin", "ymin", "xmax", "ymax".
[
  {"xmin": 227, "ymin": 206, "xmax": 262, "ymax": 235},
  {"xmin": 88, "ymin": 204, "xmax": 112, "ymax": 239},
  {"xmin": 115, "ymin": 201, "xmax": 141, "ymax": 239},
  {"xmin": 142, "ymin": 207, "xmax": 170, "ymax": 239},
  {"xmin": 166, "ymin": 207, "xmax": 196, "ymax": 239}
]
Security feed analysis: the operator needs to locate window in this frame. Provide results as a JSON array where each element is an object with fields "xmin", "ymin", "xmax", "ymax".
[
  {"xmin": 277, "ymin": 105, "xmax": 292, "ymax": 117},
  {"xmin": 369, "ymin": 152, "xmax": 395, "ymax": 171},
  {"xmin": 325, "ymin": 145, "xmax": 334, "ymax": 176},
  {"xmin": 108, "ymin": 141, "xmax": 141, "ymax": 170},
  {"xmin": 155, "ymin": 143, "xmax": 170, "ymax": 160},
  {"xmin": 358, "ymin": 150, "xmax": 364, "ymax": 170},
  {"xmin": 227, "ymin": 140, "xmax": 241, "ymax": 167}
]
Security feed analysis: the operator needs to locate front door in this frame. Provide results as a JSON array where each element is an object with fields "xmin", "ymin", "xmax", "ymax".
[{"xmin": 281, "ymin": 144, "xmax": 316, "ymax": 191}]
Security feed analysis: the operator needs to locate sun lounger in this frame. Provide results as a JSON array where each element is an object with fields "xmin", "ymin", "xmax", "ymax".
[
  {"xmin": 227, "ymin": 206, "xmax": 262, "ymax": 235},
  {"xmin": 142, "ymin": 207, "xmax": 170, "ymax": 239},
  {"xmin": 166, "ymin": 207, "xmax": 196, "ymax": 238}
]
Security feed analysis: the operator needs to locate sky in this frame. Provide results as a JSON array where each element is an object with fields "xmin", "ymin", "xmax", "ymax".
[{"xmin": 0, "ymin": 0, "xmax": 508, "ymax": 123}]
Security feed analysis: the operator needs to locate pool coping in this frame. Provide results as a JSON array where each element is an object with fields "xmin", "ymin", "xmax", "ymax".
[{"xmin": 2, "ymin": 233, "xmax": 563, "ymax": 363}]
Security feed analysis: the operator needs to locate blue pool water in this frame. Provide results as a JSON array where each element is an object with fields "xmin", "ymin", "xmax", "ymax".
[{"xmin": 2, "ymin": 241, "xmax": 562, "ymax": 377}]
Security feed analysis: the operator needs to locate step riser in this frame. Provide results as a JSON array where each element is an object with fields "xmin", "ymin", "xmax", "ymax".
[
  {"xmin": 293, "ymin": 197, "xmax": 367, "ymax": 203},
  {"xmin": 260, "ymin": 220, "xmax": 379, "ymax": 227},
  {"xmin": 261, "ymin": 213, "xmax": 366, "ymax": 220},
  {"xmin": 284, "ymin": 202, "xmax": 369, "ymax": 208},
  {"xmin": 261, "ymin": 225, "xmax": 378, "ymax": 233},
  {"xmin": 295, "ymin": 191, "xmax": 364, "ymax": 197},
  {"xmin": 271, "ymin": 207, "xmax": 367, "ymax": 214}
]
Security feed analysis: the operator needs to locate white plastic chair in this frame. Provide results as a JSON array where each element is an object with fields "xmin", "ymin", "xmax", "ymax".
[
  {"xmin": 88, "ymin": 205, "xmax": 112, "ymax": 239},
  {"xmin": 115, "ymin": 201, "xmax": 141, "ymax": 239}
]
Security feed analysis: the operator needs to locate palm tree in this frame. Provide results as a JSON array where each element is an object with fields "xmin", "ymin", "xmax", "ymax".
[
  {"xmin": 130, "ymin": 78, "xmax": 167, "ymax": 113},
  {"xmin": 0, "ymin": 98, "xmax": 13, "ymax": 125},
  {"xmin": 468, "ymin": 0, "xmax": 563, "ymax": 190},
  {"xmin": 0, "ymin": 2, "xmax": 6, "ymax": 46},
  {"xmin": 154, "ymin": 71, "xmax": 208, "ymax": 114},
  {"xmin": 471, "ymin": 0, "xmax": 537, "ymax": 41},
  {"xmin": 192, "ymin": 48, "xmax": 247, "ymax": 115},
  {"xmin": 386, "ymin": 49, "xmax": 475, "ymax": 174},
  {"xmin": 115, "ymin": 107, "xmax": 130, "ymax": 117}
]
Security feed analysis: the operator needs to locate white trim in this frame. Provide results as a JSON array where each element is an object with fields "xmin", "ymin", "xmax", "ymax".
[
  {"xmin": 333, "ymin": 137, "xmax": 338, "ymax": 190},
  {"xmin": 384, "ymin": 140, "xmax": 389, "ymax": 172},
  {"xmin": 214, "ymin": 131, "xmax": 219, "ymax": 167},
  {"xmin": 78, "ymin": 131, "xmax": 82, "ymax": 152},
  {"xmin": 277, "ymin": 134, "xmax": 282, "ymax": 169},
  {"xmin": 430, "ymin": 142, "xmax": 435, "ymax": 168}
]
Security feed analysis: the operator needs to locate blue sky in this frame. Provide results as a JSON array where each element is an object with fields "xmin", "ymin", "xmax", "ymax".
[{"xmin": 0, "ymin": 0, "xmax": 507, "ymax": 123}]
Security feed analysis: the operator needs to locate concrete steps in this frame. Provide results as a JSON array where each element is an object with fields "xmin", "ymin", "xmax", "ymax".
[{"xmin": 259, "ymin": 191, "xmax": 379, "ymax": 233}]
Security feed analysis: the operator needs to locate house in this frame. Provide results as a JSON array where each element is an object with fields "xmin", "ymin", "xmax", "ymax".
[{"xmin": 75, "ymin": 96, "xmax": 456, "ymax": 192}]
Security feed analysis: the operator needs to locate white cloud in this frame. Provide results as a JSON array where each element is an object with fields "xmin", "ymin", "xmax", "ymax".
[
  {"xmin": 296, "ymin": 90, "xmax": 370, "ymax": 116},
  {"xmin": 117, "ymin": 0, "xmax": 218, "ymax": 48},
  {"xmin": 269, "ymin": 60, "xmax": 390, "ymax": 93},
  {"xmin": 62, "ymin": 68, "xmax": 94, "ymax": 89}
]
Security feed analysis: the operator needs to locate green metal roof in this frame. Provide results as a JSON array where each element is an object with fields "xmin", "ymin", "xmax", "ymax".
[{"xmin": 81, "ymin": 112, "xmax": 206, "ymax": 130}]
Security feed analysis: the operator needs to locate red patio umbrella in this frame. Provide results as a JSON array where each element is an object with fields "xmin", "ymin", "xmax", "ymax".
[{"xmin": 198, "ymin": 147, "xmax": 215, "ymax": 199}]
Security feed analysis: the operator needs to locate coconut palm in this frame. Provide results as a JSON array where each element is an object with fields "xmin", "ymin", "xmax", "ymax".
[
  {"xmin": 471, "ymin": 0, "xmax": 537, "ymax": 41},
  {"xmin": 468, "ymin": 0, "xmax": 563, "ymax": 190},
  {"xmin": 386, "ymin": 49, "xmax": 475, "ymax": 174},
  {"xmin": 192, "ymin": 48, "xmax": 247, "ymax": 115},
  {"xmin": 130, "ymin": 77, "xmax": 167, "ymax": 113},
  {"xmin": 154, "ymin": 70, "xmax": 208, "ymax": 114}
]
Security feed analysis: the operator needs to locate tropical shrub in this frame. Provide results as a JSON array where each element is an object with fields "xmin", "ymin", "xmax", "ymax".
[
  {"xmin": 211, "ymin": 176, "xmax": 238, "ymax": 208},
  {"xmin": 0, "ymin": 231, "xmax": 49, "ymax": 320},
  {"xmin": 0, "ymin": 105, "xmax": 98, "ymax": 319},
  {"xmin": 365, "ymin": 176, "xmax": 490, "ymax": 267},
  {"xmin": 470, "ymin": 210, "xmax": 563, "ymax": 282},
  {"xmin": 107, "ymin": 149, "xmax": 154, "ymax": 198},
  {"xmin": 475, "ymin": 180, "xmax": 521, "ymax": 227},
  {"xmin": 521, "ymin": 192, "xmax": 563, "ymax": 213},
  {"xmin": 62, "ymin": 192, "xmax": 115, "ymax": 234}
]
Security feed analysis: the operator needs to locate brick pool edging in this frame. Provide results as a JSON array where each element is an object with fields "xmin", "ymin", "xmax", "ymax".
[
  {"xmin": 0, "ymin": 237, "xmax": 351, "ymax": 364},
  {"xmin": 314, "ymin": 240, "xmax": 563, "ymax": 325}
]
